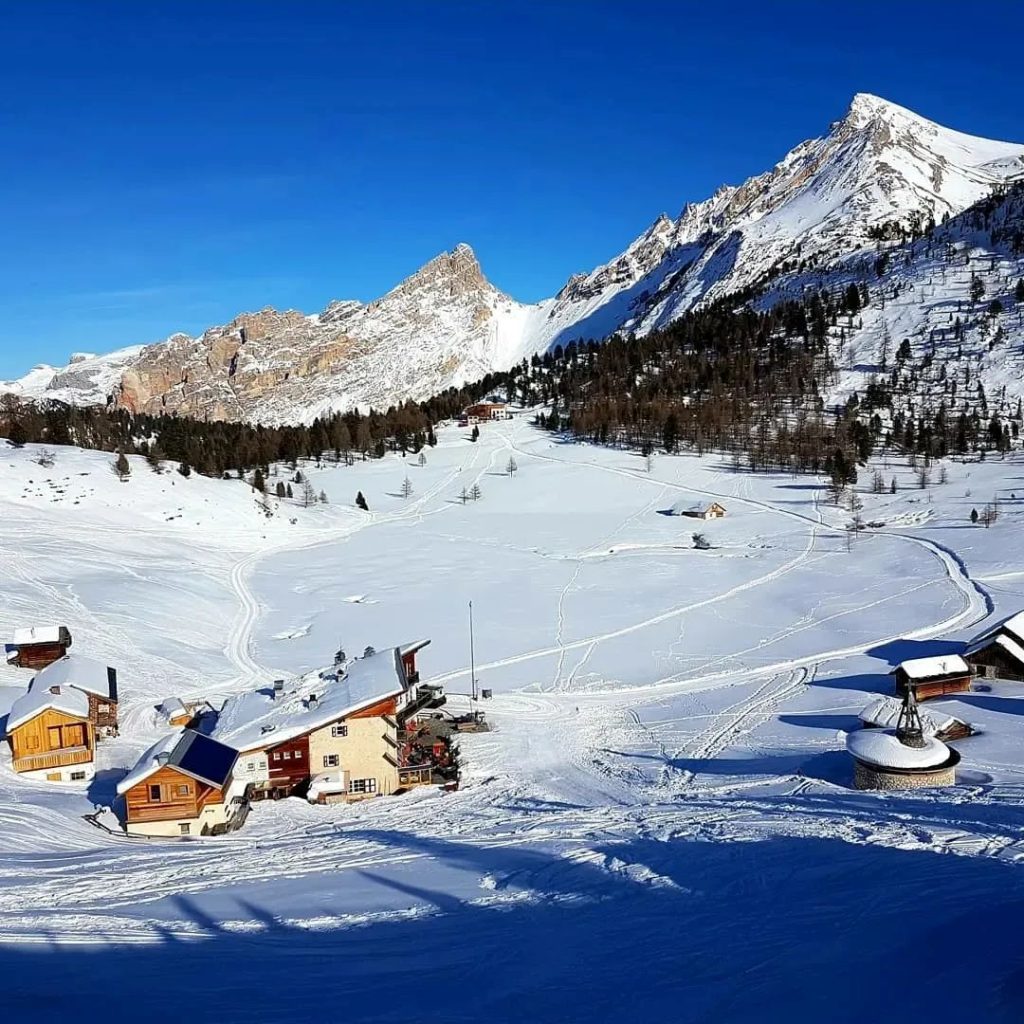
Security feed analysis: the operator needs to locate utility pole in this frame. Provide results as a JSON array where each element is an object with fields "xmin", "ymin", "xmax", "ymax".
[{"xmin": 469, "ymin": 600, "xmax": 478, "ymax": 704}]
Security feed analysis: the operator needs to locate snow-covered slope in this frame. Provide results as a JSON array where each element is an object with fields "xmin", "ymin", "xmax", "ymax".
[{"xmin": 6, "ymin": 94, "xmax": 1023, "ymax": 423}]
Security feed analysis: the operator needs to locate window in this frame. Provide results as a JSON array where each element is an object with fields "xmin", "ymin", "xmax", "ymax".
[
  {"xmin": 323, "ymin": 754, "xmax": 339, "ymax": 768},
  {"xmin": 70, "ymin": 771, "xmax": 86, "ymax": 781},
  {"xmin": 272, "ymin": 752, "xmax": 281, "ymax": 762},
  {"xmin": 177, "ymin": 784, "xmax": 190, "ymax": 796},
  {"xmin": 98, "ymin": 703, "xmax": 110, "ymax": 713},
  {"xmin": 348, "ymin": 778, "xmax": 377, "ymax": 794},
  {"xmin": 179, "ymin": 823, "xmax": 191, "ymax": 835},
  {"xmin": 149, "ymin": 784, "xmax": 161, "ymax": 801},
  {"xmin": 282, "ymin": 750, "xmax": 291, "ymax": 760},
  {"xmin": 293, "ymin": 749, "xmax": 303, "ymax": 760},
  {"xmin": 331, "ymin": 724, "xmax": 348, "ymax": 738},
  {"xmin": 246, "ymin": 761, "xmax": 255, "ymax": 773}
]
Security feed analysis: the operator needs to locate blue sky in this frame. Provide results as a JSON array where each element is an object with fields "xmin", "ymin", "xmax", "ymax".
[{"xmin": 1, "ymin": 0, "xmax": 1022, "ymax": 377}]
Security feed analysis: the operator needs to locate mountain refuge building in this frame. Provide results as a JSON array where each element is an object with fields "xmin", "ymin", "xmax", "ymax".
[{"xmin": 6, "ymin": 625, "xmax": 72, "ymax": 669}]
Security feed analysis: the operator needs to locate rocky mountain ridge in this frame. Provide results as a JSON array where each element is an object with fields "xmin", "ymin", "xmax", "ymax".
[{"xmin": 5, "ymin": 93, "xmax": 1023, "ymax": 424}]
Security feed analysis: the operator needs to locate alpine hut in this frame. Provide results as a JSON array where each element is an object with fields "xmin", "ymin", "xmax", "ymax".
[
  {"xmin": 892, "ymin": 654, "xmax": 972, "ymax": 701},
  {"xmin": 5, "ymin": 683, "xmax": 94, "ymax": 782},
  {"xmin": 117, "ymin": 730, "xmax": 248, "ymax": 837},
  {"xmin": 847, "ymin": 688, "xmax": 960, "ymax": 790},
  {"xmin": 6, "ymin": 625, "xmax": 72, "ymax": 669},
  {"xmin": 207, "ymin": 641, "xmax": 445, "ymax": 803},
  {"xmin": 963, "ymin": 611, "xmax": 1024, "ymax": 682},
  {"xmin": 670, "ymin": 499, "xmax": 727, "ymax": 520}
]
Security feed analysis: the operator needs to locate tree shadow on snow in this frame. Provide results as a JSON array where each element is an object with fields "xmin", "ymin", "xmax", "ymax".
[{"xmin": 1, "ymin": 828, "xmax": 1023, "ymax": 1023}]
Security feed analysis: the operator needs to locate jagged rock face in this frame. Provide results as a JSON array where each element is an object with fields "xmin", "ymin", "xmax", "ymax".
[
  {"xmin": 110, "ymin": 244, "xmax": 533, "ymax": 424},
  {"xmin": 6, "ymin": 94, "xmax": 1024, "ymax": 424}
]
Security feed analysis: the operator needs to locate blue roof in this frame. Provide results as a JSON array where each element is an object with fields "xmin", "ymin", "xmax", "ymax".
[{"xmin": 170, "ymin": 730, "xmax": 237, "ymax": 788}]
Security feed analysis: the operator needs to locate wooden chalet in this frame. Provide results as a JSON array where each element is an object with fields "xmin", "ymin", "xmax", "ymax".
[
  {"xmin": 117, "ymin": 729, "xmax": 248, "ymax": 837},
  {"xmin": 211, "ymin": 640, "xmax": 447, "ymax": 804},
  {"xmin": 964, "ymin": 611, "xmax": 1024, "ymax": 682},
  {"xmin": 5, "ymin": 683, "xmax": 94, "ymax": 783},
  {"xmin": 463, "ymin": 401, "xmax": 509, "ymax": 422},
  {"xmin": 33, "ymin": 655, "xmax": 119, "ymax": 737},
  {"xmin": 892, "ymin": 654, "xmax": 972, "ymax": 701},
  {"xmin": 6, "ymin": 625, "xmax": 72, "ymax": 669}
]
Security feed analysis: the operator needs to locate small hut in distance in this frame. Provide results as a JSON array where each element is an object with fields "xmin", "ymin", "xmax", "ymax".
[
  {"xmin": 892, "ymin": 654, "xmax": 972, "ymax": 701},
  {"xmin": 670, "ymin": 499, "xmax": 727, "ymax": 521}
]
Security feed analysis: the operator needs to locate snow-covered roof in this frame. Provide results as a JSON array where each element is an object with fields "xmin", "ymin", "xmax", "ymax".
[
  {"xmin": 894, "ymin": 654, "xmax": 969, "ymax": 680},
  {"xmin": 116, "ymin": 729, "xmax": 238, "ymax": 794},
  {"xmin": 33, "ymin": 655, "xmax": 117, "ymax": 701},
  {"xmin": 7, "ymin": 683, "xmax": 89, "ymax": 732},
  {"xmin": 209, "ymin": 646, "xmax": 409, "ymax": 754},
  {"xmin": 858, "ymin": 696, "xmax": 960, "ymax": 737},
  {"xmin": 399, "ymin": 638, "xmax": 431, "ymax": 658},
  {"xmin": 12, "ymin": 625, "xmax": 65, "ymax": 646},
  {"xmin": 846, "ymin": 729, "xmax": 953, "ymax": 770},
  {"xmin": 970, "ymin": 610, "xmax": 1024, "ymax": 647},
  {"xmin": 966, "ymin": 626, "xmax": 1024, "ymax": 669}
]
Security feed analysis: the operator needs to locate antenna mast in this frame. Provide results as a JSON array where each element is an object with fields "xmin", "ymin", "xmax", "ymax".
[{"xmin": 469, "ymin": 600, "xmax": 478, "ymax": 703}]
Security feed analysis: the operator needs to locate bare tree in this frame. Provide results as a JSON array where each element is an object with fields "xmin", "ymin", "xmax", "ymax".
[
  {"xmin": 692, "ymin": 532, "xmax": 710, "ymax": 550},
  {"xmin": 302, "ymin": 477, "xmax": 318, "ymax": 506},
  {"xmin": 506, "ymin": 456, "xmax": 518, "ymax": 478},
  {"xmin": 418, "ymin": 451, "xmax": 427, "ymax": 467},
  {"xmin": 400, "ymin": 476, "xmax": 413, "ymax": 499},
  {"xmin": 470, "ymin": 483, "xmax": 482, "ymax": 501},
  {"xmin": 916, "ymin": 465, "xmax": 931, "ymax": 489}
]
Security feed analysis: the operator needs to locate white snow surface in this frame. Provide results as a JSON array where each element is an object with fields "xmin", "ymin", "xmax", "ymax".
[{"xmin": 1, "ymin": 422, "xmax": 1024, "ymax": 1020}]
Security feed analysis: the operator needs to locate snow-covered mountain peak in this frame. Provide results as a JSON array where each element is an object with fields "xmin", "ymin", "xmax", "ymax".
[{"xmin": 7, "ymin": 94, "xmax": 1024, "ymax": 424}]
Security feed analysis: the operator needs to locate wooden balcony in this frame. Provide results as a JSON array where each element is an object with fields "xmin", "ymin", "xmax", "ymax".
[{"xmin": 13, "ymin": 746, "xmax": 92, "ymax": 774}]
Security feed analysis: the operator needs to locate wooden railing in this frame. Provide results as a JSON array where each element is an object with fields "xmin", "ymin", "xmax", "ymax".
[{"xmin": 13, "ymin": 746, "xmax": 92, "ymax": 774}]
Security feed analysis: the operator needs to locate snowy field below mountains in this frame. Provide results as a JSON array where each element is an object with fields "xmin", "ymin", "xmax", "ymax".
[{"xmin": 2, "ymin": 418, "xmax": 1024, "ymax": 1022}]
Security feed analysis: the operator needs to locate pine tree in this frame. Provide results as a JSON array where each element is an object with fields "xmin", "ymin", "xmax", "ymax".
[
  {"xmin": 970, "ymin": 507, "xmax": 979, "ymax": 524},
  {"xmin": 178, "ymin": 461, "xmax": 192, "ymax": 478},
  {"xmin": 253, "ymin": 467, "xmax": 265, "ymax": 493},
  {"xmin": 471, "ymin": 425, "xmax": 480, "ymax": 443},
  {"xmin": 286, "ymin": 483, "xmax": 294, "ymax": 499},
  {"xmin": 400, "ymin": 476, "xmax": 413, "ymax": 498},
  {"xmin": 7, "ymin": 422, "xmax": 27, "ymax": 447},
  {"xmin": 302, "ymin": 477, "xmax": 317, "ymax": 507},
  {"xmin": 470, "ymin": 483, "xmax": 482, "ymax": 501},
  {"xmin": 276, "ymin": 481, "xmax": 286, "ymax": 498},
  {"xmin": 355, "ymin": 491, "xmax": 368, "ymax": 511},
  {"xmin": 114, "ymin": 450, "xmax": 131, "ymax": 481},
  {"xmin": 319, "ymin": 490, "xmax": 328, "ymax": 503},
  {"xmin": 890, "ymin": 478, "xmax": 897, "ymax": 494},
  {"xmin": 506, "ymin": 456, "xmax": 517, "ymax": 477},
  {"xmin": 1015, "ymin": 279, "xmax": 1024, "ymax": 304},
  {"xmin": 459, "ymin": 487, "xmax": 469, "ymax": 504},
  {"xmin": 418, "ymin": 451, "xmax": 427, "ymax": 467}
]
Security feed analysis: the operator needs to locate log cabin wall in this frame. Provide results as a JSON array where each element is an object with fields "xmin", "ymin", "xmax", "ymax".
[
  {"xmin": 123, "ymin": 765, "xmax": 224, "ymax": 824},
  {"xmin": 966, "ymin": 646, "xmax": 1024, "ymax": 681},
  {"xmin": 10, "ymin": 708, "xmax": 92, "ymax": 762},
  {"xmin": 14, "ymin": 642, "xmax": 70, "ymax": 669},
  {"xmin": 87, "ymin": 692, "xmax": 118, "ymax": 735}
]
